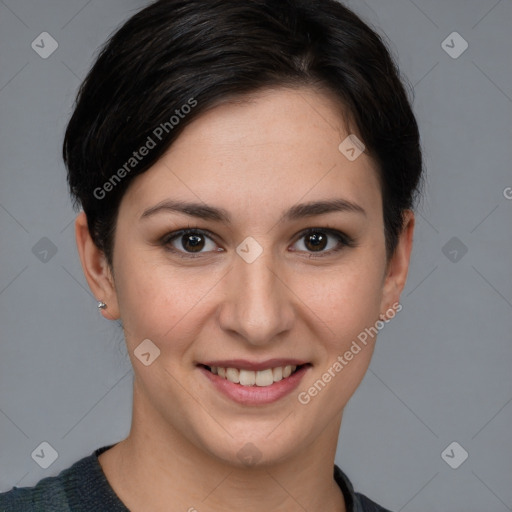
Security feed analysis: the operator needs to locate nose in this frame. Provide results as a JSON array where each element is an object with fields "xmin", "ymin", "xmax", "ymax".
[{"xmin": 217, "ymin": 248, "xmax": 295, "ymax": 346}]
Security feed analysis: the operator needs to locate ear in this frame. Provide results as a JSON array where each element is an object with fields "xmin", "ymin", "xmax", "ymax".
[
  {"xmin": 379, "ymin": 210, "xmax": 415, "ymax": 316},
  {"xmin": 75, "ymin": 211, "xmax": 120, "ymax": 320}
]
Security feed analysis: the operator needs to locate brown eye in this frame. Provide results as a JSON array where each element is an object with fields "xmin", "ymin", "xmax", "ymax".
[
  {"xmin": 291, "ymin": 228, "xmax": 355, "ymax": 258},
  {"xmin": 163, "ymin": 229, "xmax": 219, "ymax": 256},
  {"xmin": 180, "ymin": 232, "xmax": 205, "ymax": 252},
  {"xmin": 161, "ymin": 227, "xmax": 354, "ymax": 260},
  {"xmin": 303, "ymin": 232, "xmax": 328, "ymax": 252}
]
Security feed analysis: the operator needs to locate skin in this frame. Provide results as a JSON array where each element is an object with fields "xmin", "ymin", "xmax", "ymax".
[{"xmin": 75, "ymin": 86, "xmax": 414, "ymax": 512}]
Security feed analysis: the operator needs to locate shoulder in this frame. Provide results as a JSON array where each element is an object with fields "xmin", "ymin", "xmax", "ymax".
[
  {"xmin": 354, "ymin": 492, "xmax": 394, "ymax": 512},
  {"xmin": 0, "ymin": 466, "xmax": 73, "ymax": 512},
  {"xmin": 334, "ymin": 464, "xmax": 394, "ymax": 512},
  {"xmin": 0, "ymin": 446, "xmax": 115, "ymax": 512}
]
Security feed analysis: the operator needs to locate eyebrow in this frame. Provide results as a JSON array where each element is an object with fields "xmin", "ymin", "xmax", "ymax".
[{"xmin": 140, "ymin": 198, "xmax": 366, "ymax": 223}]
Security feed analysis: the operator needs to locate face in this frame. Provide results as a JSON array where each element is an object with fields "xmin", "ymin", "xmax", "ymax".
[{"xmin": 79, "ymin": 86, "xmax": 413, "ymax": 468}]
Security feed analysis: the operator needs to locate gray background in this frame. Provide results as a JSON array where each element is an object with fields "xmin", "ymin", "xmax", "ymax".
[{"xmin": 0, "ymin": 1, "xmax": 511, "ymax": 510}]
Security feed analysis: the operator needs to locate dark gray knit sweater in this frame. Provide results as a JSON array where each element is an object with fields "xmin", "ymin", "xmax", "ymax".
[{"xmin": 0, "ymin": 445, "xmax": 393, "ymax": 511}]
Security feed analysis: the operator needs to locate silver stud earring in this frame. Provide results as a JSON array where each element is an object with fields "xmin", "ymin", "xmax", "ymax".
[{"xmin": 97, "ymin": 301, "xmax": 107, "ymax": 310}]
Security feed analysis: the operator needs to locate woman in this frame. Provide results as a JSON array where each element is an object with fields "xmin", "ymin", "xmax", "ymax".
[{"xmin": 0, "ymin": 0, "xmax": 422, "ymax": 510}]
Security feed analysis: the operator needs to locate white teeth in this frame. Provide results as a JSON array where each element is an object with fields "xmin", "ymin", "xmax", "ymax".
[
  {"xmin": 239, "ymin": 369, "xmax": 256, "ymax": 386},
  {"xmin": 208, "ymin": 364, "xmax": 300, "ymax": 387},
  {"xmin": 225, "ymin": 367, "xmax": 239, "ymax": 383},
  {"xmin": 255, "ymin": 369, "xmax": 274, "ymax": 387},
  {"xmin": 272, "ymin": 366, "xmax": 283, "ymax": 382}
]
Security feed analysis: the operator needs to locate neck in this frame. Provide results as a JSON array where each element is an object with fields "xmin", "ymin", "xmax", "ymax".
[{"xmin": 98, "ymin": 382, "xmax": 346, "ymax": 512}]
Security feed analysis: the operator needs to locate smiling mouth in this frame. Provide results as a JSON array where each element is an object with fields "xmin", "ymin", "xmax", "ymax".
[{"xmin": 199, "ymin": 363, "xmax": 310, "ymax": 387}]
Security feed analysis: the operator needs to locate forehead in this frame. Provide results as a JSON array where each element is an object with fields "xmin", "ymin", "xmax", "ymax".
[
  {"xmin": 170, "ymin": 86, "xmax": 357, "ymax": 162},
  {"xmin": 120, "ymin": 86, "xmax": 382, "ymax": 224}
]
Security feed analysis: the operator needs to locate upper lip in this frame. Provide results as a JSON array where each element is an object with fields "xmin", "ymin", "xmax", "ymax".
[{"xmin": 199, "ymin": 359, "xmax": 310, "ymax": 371}]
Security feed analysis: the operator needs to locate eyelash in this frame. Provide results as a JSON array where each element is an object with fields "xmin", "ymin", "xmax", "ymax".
[{"xmin": 161, "ymin": 226, "xmax": 356, "ymax": 259}]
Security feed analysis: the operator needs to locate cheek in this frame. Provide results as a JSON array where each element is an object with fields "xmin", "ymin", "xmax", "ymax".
[
  {"xmin": 295, "ymin": 258, "xmax": 384, "ymax": 332},
  {"xmin": 294, "ymin": 267, "xmax": 382, "ymax": 411},
  {"xmin": 112, "ymin": 250, "xmax": 215, "ymax": 347},
  {"xmin": 293, "ymin": 255, "xmax": 384, "ymax": 394}
]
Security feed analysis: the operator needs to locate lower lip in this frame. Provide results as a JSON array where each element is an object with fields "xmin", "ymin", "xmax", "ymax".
[{"xmin": 198, "ymin": 365, "xmax": 310, "ymax": 405}]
